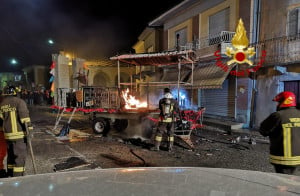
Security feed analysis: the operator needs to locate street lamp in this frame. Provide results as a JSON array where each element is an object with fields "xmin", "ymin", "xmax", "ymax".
[
  {"xmin": 10, "ymin": 58, "xmax": 18, "ymax": 65},
  {"xmin": 47, "ymin": 39, "xmax": 55, "ymax": 45}
]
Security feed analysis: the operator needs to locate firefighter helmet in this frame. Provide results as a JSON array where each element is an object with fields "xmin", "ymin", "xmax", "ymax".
[
  {"xmin": 272, "ymin": 91, "xmax": 296, "ymax": 108},
  {"xmin": 3, "ymin": 86, "xmax": 17, "ymax": 96},
  {"xmin": 164, "ymin": 88, "xmax": 171, "ymax": 93}
]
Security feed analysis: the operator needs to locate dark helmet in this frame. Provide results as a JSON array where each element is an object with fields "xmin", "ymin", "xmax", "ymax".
[
  {"xmin": 164, "ymin": 88, "xmax": 171, "ymax": 93},
  {"xmin": 3, "ymin": 86, "xmax": 17, "ymax": 96},
  {"xmin": 272, "ymin": 91, "xmax": 296, "ymax": 108}
]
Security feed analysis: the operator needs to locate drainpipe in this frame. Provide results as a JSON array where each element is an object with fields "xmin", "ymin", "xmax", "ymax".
[{"xmin": 250, "ymin": 0, "xmax": 261, "ymax": 128}]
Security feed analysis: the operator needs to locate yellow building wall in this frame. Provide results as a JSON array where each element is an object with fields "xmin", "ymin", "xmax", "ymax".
[
  {"xmin": 199, "ymin": 0, "xmax": 239, "ymax": 38},
  {"xmin": 168, "ymin": 19, "xmax": 193, "ymax": 49},
  {"xmin": 133, "ymin": 40, "xmax": 145, "ymax": 54}
]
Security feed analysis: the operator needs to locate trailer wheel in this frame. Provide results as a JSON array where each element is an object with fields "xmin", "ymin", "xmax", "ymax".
[{"xmin": 92, "ymin": 118, "xmax": 110, "ymax": 135}]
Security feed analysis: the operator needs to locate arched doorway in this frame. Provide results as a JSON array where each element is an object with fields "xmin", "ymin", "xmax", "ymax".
[{"xmin": 93, "ymin": 72, "xmax": 109, "ymax": 87}]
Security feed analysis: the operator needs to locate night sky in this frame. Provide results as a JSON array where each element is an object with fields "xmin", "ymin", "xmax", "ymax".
[{"xmin": 0, "ymin": 0, "xmax": 183, "ymax": 71}]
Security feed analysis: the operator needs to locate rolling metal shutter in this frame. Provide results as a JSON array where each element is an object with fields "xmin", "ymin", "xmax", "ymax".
[{"xmin": 199, "ymin": 79, "xmax": 236, "ymax": 118}]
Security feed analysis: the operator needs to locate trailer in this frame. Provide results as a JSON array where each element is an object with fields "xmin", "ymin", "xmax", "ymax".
[{"xmin": 53, "ymin": 50, "xmax": 205, "ymax": 149}]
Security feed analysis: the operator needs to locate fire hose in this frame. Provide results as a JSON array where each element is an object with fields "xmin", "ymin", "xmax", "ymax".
[{"xmin": 25, "ymin": 122, "xmax": 37, "ymax": 174}]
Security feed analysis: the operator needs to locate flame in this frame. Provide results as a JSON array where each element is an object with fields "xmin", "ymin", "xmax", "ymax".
[
  {"xmin": 231, "ymin": 18, "xmax": 249, "ymax": 49},
  {"xmin": 121, "ymin": 88, "xmax": 147, "ymax": 109}
]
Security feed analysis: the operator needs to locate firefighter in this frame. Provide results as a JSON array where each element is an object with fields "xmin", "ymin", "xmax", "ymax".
[
  {"xmin": 260, "ymin": 91, "xmax": 300, "ymax": 175},
  {"xmin": 151, "ymin": 88, "xmax": 179, "ymax": 152},
  {"xmin": 0, "ymin": 86, "xmax": 32, "ymax": 177},
  {"xmin": 0, "ymin": 90, "xmax": 7, "ymax": 177}
]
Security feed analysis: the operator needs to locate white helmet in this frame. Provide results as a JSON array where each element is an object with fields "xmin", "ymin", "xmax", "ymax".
[{"xmin": 164, "ymin": 92, "xmax": 173, "ymax": 99}]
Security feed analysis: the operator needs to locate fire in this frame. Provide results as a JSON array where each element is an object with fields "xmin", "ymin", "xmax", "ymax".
[{"xmin": 121, "ymin": 88, "xmax": 147, "ymax": 109}]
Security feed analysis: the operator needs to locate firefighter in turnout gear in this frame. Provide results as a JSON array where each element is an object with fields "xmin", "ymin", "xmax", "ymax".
[
  {"xmin": 152, "ymin": 88, "xmax": 179, "ymax": 152},
  {"xmin": 0, "ymin": 86, "xmax": 32, "ymax": 177},
  {"xmin": 260, "ymin": 91, "xmax": 300, "ymax": 175}
]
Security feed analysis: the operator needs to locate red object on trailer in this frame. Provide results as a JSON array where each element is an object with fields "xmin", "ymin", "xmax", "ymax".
[{"xmin": 0, "ymin": 131, "xmax": 7, "ymax": 170}]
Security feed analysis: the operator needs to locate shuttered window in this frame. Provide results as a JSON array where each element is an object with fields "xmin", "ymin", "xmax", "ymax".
[
  {"xmin": 288, "ymin": 8, "xmax": 300, "ymax": 37},
  {"xmin": 208, "ymin": 7, "xmax": 230, "ymax": 45}
]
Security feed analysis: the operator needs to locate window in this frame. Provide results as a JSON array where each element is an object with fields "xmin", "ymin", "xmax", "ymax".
[
  {"xmin": 284, "ymin": 80, "xmax": 300, "ymax": 106},
  {"xmin": 175, "ymin": 28, "xmax": 187, "ymax": 49},
  {"xmin": 208, "ymin": 8, "xmax": 230, "ymax": 45},
  {"xmin": 288, "ymin": 7, "xmax": 300, "ymax": 37}
]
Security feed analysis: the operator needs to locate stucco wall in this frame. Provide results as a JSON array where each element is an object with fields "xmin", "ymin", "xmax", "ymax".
[
  {"xmin": 255, "ymin": 70, "xmax": 300, "ymax": 128},
  {"xmin": 236, "ymin": 77, "xmax": 253, "ymax": 128}
]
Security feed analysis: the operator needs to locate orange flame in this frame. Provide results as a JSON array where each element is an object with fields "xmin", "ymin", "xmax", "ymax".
[{"xmin": 121, "ymin": 88, "xmax": 147, "ymax": 109}]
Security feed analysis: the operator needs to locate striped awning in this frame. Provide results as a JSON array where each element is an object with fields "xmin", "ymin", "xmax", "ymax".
[{"xmin": 189, "ymin": 61, "xmax": 235, "ymax": 89}]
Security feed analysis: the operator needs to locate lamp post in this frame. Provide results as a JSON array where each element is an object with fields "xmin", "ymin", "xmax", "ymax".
[{"xmin": 10, "ymin": 58, "xmax": 18, "ymax": 65}]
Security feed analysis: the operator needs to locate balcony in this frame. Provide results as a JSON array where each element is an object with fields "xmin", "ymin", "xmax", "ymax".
[
  {"xmin": 250, "ymin": 34, "xmax": 300, "ymax": 65},
  {"xmin": 194, "ymin": 31, "xmax": 235, "ymax": 60}
]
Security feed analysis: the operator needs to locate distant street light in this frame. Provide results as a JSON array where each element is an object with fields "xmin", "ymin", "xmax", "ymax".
[
  {"xmin": 10, "ymin": 58, "xmax": 18, "ymax": 65},
  {"xmin": 48, "ymin": 39, "xmax": 54, "ymax": 45}
]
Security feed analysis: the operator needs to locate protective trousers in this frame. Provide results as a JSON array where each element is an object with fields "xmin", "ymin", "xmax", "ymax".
[
  {"xmin": 7, "ymin": 138, "xmax": 27, "ymax": 177},
  {"xmin": 154, "ymin": 122, "xmax": 175, "ymax": 151}
]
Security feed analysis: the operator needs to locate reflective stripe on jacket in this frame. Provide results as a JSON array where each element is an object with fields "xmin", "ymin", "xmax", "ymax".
[
  {"xmin": 0, "ymin": 96, "xmax": 31, "ymax": 140},
  {"xmin": 260, "ymin": 107, "xmax": 300, "ymax": 166}
]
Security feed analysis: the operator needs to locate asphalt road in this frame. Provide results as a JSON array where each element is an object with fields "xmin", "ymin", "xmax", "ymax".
[{"xmin": 25, "ymin": 105, "xmax": 296, "ymax": 176}]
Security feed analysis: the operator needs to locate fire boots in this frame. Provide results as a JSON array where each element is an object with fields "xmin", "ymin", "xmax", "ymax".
[
  {"xmin": 167, "ymin": 136, "xmax": 174, "ymax": 152},
  {"xmin": 168, "ymin": 142, "xmax": 173, "ymax": 152},
  {"xmin": 151, "ymin": 136, "xmax": 162, "ymax": 151},
  {"xmin": 151, "ymin": 141, "xmax": 160, "ymax": 151}
]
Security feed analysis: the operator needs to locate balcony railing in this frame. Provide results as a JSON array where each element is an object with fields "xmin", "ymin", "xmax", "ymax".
[
  {"xmin": 174, "ymin": 31, "xmax": 300, "ymax": 65},
  {"xmin": 250, "ymin": 34, "xmax": 300, "ymax": 65},
  {"xmin": 178, "ymin": 31, "xmax": 235, "ymax": 51}
]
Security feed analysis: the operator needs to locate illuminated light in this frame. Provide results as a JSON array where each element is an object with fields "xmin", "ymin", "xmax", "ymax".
[
  {"xmin": 180, "ymin": 94, "xmax": 186, "ymax": 100},
  {"xmin": 48, "ymin": 184, "xmax": 54, "ymax": 192},
  {"xmin": 235, "ymin": 52, "xmax": 246, "ymax": 62},
  {"xmin": 121, "ymin": 168, "xmax": 146, "ymax": 172},
  {"xmin": 48, "ymin": 39, "xmax": 54, "ymax": 45},
  {"xmin": 14, "ymin": 181, "xmax": 20, "ymax": 187},
  {"xmin": 10, "ymin": 58, "xmax": 18, "ymax": 65},
  {"xmin": 121, "ymin": 88, "xmax": 147, "ymax": 109}
]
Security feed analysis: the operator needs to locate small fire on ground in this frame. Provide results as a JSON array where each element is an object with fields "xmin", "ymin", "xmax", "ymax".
[{"xmin": 121, "ymin": 88, "xmax": 147, "ymax": 109}]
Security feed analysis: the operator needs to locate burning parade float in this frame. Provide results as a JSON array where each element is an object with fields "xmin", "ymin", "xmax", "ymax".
[{"xmin": 51, "ymin": 50, "xmax": 205, "ymax": 149}]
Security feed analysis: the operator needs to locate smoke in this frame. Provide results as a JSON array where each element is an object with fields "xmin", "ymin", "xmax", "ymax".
[
  {"xmin": 0, "ymin": 0, "xmax": 184, "ymax": 71},
  {"xmin": 0, "ymin": 0, "xmax": 135, "ymax": 70}
]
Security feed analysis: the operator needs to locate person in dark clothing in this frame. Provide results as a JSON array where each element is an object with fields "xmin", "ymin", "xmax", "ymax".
[
  {"xmin": 260, "ymin": 91, "xmax": 300, "ymax": 175},
  {"xmin": 0, "ymin": 86, "xmax": 33, "ymax": 177},
  {"xmin": 0, "ymin": 91, "xmax": 7, "ymax": 178},
  {"xmin": 151, "ymin": 88, "xmax": 180, "ymax": 152}
]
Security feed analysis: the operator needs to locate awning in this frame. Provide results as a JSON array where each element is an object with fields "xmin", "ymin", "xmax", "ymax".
[
  {"xmin": 189, "ymin": 62, "xmax": 234, "ymax": 89},
  {"xmin": 160, "ymin": 67, "xmax": 191, "ymax": 83},
  {"xmin": 110, "ymin": 50, "xmax": 195, "ymax": 66}
]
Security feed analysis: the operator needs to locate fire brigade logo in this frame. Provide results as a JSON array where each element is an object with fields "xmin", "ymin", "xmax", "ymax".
[
  {"xmin": 214, "ymin": 18, "xmax": 266, "ymax": 77},
  {"xmin": 225, "ymin": 19, "xmax": 255, "ymax": 65}
]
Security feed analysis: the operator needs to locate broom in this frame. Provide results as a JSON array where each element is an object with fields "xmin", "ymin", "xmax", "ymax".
[{"xmin": 57, "ymin": 108, "xmax": 76, "ymax": 137}]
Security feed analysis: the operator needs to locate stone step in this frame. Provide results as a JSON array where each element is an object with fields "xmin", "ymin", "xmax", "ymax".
[{"xmin": 203, "ymin": 117, "xmax": 244, "ymax": 134}]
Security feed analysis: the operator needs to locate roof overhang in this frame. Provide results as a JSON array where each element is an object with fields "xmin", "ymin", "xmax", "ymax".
[
  {"xmin": 110, "ymin": 50, "xmax": 195, "ymax": 66},
  {"xmin": 148, "ymin": 0, "xmax": 200, "ymax": 26},
  {"xmin": 190, "ymin": 61, "xmax": 235, "ymax": 89}
]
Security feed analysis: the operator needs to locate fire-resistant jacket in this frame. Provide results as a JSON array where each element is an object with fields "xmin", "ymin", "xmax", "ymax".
[
  {"xmin": 159, "ymin": 98, "xmax": 179, "ymax": 123},
  {"xmin": 0, "ymin": 96, "xmax": 31, "ymax": 140},
  {"xmin": 260, "ymin": 107, "xmax": 300, "ymax": 166}
]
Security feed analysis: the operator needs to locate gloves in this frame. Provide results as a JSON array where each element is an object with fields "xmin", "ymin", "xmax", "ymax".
[{"xmin": 25, "ymin": 122, "xmax": 33, "ymax": 131}]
